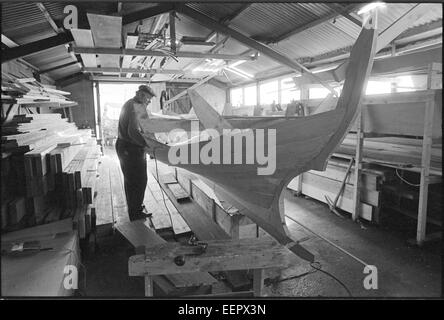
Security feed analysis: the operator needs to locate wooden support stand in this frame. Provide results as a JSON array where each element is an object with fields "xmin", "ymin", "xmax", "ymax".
[
  {"xmin": 129, "ymin": 238, "xmax": 299, "ymax": 297},
  {"xmin": 416, "ymin": 63, "xmax": 441, "ymax": 246},
  {"xmin": 352, "ymin": 109, "xmax": 364, "ymax": 222}
]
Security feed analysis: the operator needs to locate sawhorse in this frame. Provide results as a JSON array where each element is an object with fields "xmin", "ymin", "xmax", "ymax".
[{"xmin": 129, "ymin": 237, "xmax": 299, "ymax": 297}]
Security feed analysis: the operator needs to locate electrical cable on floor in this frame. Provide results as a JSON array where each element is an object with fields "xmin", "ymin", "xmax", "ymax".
[
  {"xmin": 285, "ymin": 214, "xmax": 369, "ymax": 268},
  {"xmin": 152, "ymin": 148, "xmax": 175, "ymax": 235},
  {"xmin": 395, "ymin": 168, "xmax": 420, "ymax": 187},
  {"xmin": 265, "ymin": 261, "xmax": 353, "ymax": 297},
  {"xmin": 310, "ymin": 261, "xmax": 353, "ymax": 297}
]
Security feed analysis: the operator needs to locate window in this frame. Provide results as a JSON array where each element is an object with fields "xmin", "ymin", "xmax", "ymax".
[
  {"xmin": 231, "ymin": 88, "xmax": 243, "ymax": 107},
  {"xmin": 280, "ymin": 77, "xmax": 300, "ymax": 104},
  {"xmin": 395, "ymin": 75, "xmax": 427, "ymax": 92},
  {"xmin": 260, "ymin": 80, "xmax": 278, "ymax": 105},
  {"xmin": 365, "ymin": 80, "xmax": 391, "ymax": 95},
  {"xmin": 244, "ymin": 85, "xmax": 257, "ymax": 106},
  {"xmin": 309, "ymin": 87, "xmax": 329, "ymax": 99}
]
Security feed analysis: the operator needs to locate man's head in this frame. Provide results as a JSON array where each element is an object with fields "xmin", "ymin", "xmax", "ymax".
[{"xmin": 136, "ymin": 85, "xmax": 156, "ymax": 106}]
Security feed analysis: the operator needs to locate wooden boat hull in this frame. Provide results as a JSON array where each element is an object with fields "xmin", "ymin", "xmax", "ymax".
[{"xmin": 138, "ymin": 17, "xmax": 378, "ymax": 261}]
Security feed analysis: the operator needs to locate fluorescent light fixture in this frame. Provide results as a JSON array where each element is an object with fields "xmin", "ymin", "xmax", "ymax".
[
  {"xmin": 225, "ymin": 66, "xmax": 254, "ymax": 80},
  {"xmin": 357, "ymin": 2, "xmax": 385, "ymax": 15},
  {"xmin": 228, "ymin": 60, "xmax": 247, "ymax": 68},
  {"xmin": 312, "ymin": 65, "xmax": 337, "ymax": 74}
]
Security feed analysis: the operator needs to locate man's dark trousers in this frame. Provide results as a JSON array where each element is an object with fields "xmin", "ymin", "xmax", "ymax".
[{"xmin": 115, "ymin": 138, "xmax": 147, "ymax": 220}]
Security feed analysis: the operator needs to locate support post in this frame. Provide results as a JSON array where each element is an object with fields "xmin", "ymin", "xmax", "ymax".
[
  {"xmin": 296, "ymin": 174, "xmax": 303, "ymax": 196},
  {"xmin": 416, "ymin": 64, "xmax": 437, "ymax": 245},
  {"xmin": 144, "ymin": 275, "xmax": 154, "ymax": 296},
  {"xmin": 253, "ymin": 269, "xmax": 264, "ymax": 297},
  {"xmin": 352, "ymin": 109, "xmax": 364, "ymax": 221}
]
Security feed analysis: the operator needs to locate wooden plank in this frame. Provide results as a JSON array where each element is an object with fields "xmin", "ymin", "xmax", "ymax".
[
  {"xmin": 7, "ymin": 197, "xmax": 27, "ymax": 225},
  {"xmin": 129, "ymin": 238, "xmax": 297, "ymax": 276},
  {"xmin": 157, "ymin": 173, "xmax": 229, "ymax": 240},
  {"xmin": 165, "ymin": 199, "xmax": 191, "ymax": 236},
  {"xmin": 302, "ymin": 172, "xmax": 380, "ymax": 207},
  {"xmin": 71, "ymin": 29, "xmax": 97, "ymax": 67},
  {"xmin": 166, "ymin": 183, "xmax": 190, "ymax": 202},
  {"xmin": 87, "ymin": 14, "xmax": 122, "ymax": 68},
  {"xmin": 109, "ymin": 160, "xmax": 129, "ymax": 224},
  {"xmin": 93, "ymin": 156, "xmax": 113, "ymax": 225},
  {"xmin": 117, "ymin": 221, "xmax": 217, "ymax": 289}
]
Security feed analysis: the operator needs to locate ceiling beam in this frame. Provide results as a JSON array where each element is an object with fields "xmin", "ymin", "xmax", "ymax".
[
  {"xmin": 272, "ymin": 3, "xmax": 361, "ymax": 44},
  {"xmin": 72, "ymin": 47, "xmax": 256, "ymax": 61},
  {"xmin": 39, "ymin": 61, "xmax": 80, "ymax": 74},
  {"xmin": 376, "ymin": 4, "xmax": 430, "ymax": 53},
  {"xmin": 36, "ymin": 3, "xmax": 61, "ymax": 34},
  {"xmin": 1, "ymin": 34, "xmax": 40, "ymax": 71},
  {"xmin": 90, "ymin": 76, "xmax": 198, "ymax": 83},
  {"xmin": 169, "ymin": 11, "xmax": 176, "ymax": 54},
  {"xmin": 325, "ymin": 3, "xmax": 362, "ymax": 27},
  {"xmin": 333, "ymin": 4, "xmax": 434, "ymax": 82},
  {"xmin": 82, "ymin": 67, "xmax": 184, "ymax": 75},
  {"xmin": 205, "ymin": 3, "xmax": 252, "ymax": 42},
  {"xmin": 175, "ymin": 4, "xmax": 335, "ymax": 93},
  {"xmin": 122, "ymin": 3, "xmax": 175, "ymax": 26},
  {"xmin": 56, "ymin": 72, "xmax": 87, "ymax": 87},
  {"xmin": 1, "ymin": 33, "xmax": 74, "ymax": 63}
]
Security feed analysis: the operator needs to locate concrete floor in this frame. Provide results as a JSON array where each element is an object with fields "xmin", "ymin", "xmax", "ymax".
[
  {"xmin": 81, "ymin": 147, "xmax": 441, "ymax": 298},
  {"xmin": 266, "ymin": 190, "xmax": 441, "ymax": 297}
]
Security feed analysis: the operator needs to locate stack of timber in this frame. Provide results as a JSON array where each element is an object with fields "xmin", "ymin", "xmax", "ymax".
[
  {"xmin": 1, "ymin": 113, "xmax": 99, "ymax": 243},
  {"xmin": 335, "ymin": 134, "xmax": 442, "ymax": 174},
  {"xmin": 1, "ymin": 74, "xmax": 77, "ymax": 108},
  {"xmin": 288, "ymin": 156, "xmax": 394, "ymax": 223}
]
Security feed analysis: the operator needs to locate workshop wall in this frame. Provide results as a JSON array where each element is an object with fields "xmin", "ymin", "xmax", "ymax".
[{"xmin": 61, "ymin": 79, "xmax": 96, "ymax": 130}]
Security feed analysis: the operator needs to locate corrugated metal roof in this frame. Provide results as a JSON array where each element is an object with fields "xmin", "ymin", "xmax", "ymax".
[
  {"xmin": 176, "ymin": 14, "xmax": 213, "ymax": 39},
  {"xmin": 1, "ymin": 2, "xmax": 57, "ymax": 44},
  {"xmin": 1, "ymin": 2, "xmax": 441, "ymax": 86},
  {"xmin": 229, "ymin": 2, "xmax": 332, "ymax": 40},
  {"xmin": 185, "ymin": 3, "xmax": 247, "ymax": 22}
]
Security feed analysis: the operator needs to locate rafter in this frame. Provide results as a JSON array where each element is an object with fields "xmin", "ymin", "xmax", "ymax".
[
  {"xmin": 39, "ymin": 61, "xmax": 80, "ymax": 74},
  {"xmin": 36, "ymin": 3, "xmax": 61, "ymax": 34},
  {"xmin": 72, "ymin": 47, "xmax": 256, "ymax": 61},
  {"xmin": 1, "ymin": 33, "xmax": 74, "ymax": 63},
  {"xmin": 175, "ymin": 4, "xmax": 336, "ymax": 94},
  {"xmin": 272, "ymin": 3, "xmax": 362, "ymax": 44},
  {"xmin": 122, "ymin": 3, "xmax": 175, "ymax": 26},
  {"xmin": 82, "ymin": 67, "xmax": 184, "ymax": 75},
  {"xmin": 325, "ymin": 3, "xmax": 362, "ymax": 26}
]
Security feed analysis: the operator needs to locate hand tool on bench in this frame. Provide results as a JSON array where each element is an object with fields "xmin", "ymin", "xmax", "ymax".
[
  {"xmin": 174, "ymin": 236, "xmax": 208, "ymax": 266},
  {"xmin": 325, "ymin": 157, "xmax": 354, "ymax": 218}
]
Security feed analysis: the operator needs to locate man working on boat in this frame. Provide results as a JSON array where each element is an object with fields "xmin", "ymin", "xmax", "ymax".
[{"xmin": 116, "ymin": 85, "xmax": 156, "ymax": 221}]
